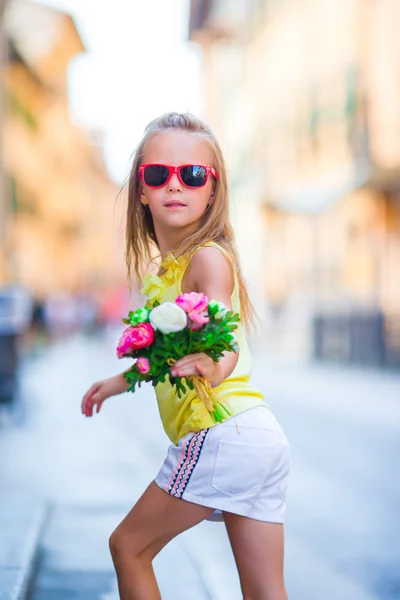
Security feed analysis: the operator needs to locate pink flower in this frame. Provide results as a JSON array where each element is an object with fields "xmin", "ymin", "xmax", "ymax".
[
  {"xmin": 116, "ymin": 323, "xmax": 154, "ymax": 358},
  {"xmin": 136, "ymin": 357, "xmax": 150, "ymax": 374},
  {"xmin": 176, "ymin": 292, "xmax": 209, "ymax": 329}
]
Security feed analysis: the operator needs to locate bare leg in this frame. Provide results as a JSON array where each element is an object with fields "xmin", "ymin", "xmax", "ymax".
[
  {"xmin": 224, "ymin": 512, "xmax": 288, "ymax": 600},
  {"xmin": 109, "ymin": 481, "xmax": 214, "ymax": 600}
]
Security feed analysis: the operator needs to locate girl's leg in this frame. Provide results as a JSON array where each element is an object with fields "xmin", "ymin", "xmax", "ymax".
[
  {"xmin": 109, "ymin": 481, "xmax": 214, "ymax": 600},
  {"xmin": 223, "ymin": 512, "xmax": 288, "ymax": 600}
]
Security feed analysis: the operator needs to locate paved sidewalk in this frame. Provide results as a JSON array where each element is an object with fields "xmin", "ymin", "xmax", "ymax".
[
  {"xmin": 30, "ymin": 504, "xmax": 238, "ymax": 600},
  {"xmin": 0, "ymin": 333, "xmax": 399, "ymax": 599},
  {"xmin": 0, "ymin": 495, "xmax": 47, "ymax": 600}
]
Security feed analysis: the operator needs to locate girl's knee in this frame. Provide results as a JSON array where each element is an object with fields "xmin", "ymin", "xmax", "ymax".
[
  {"xmin": 109, "ymin": 527, "xmax": 154, "ymax": 565},
  {"xmin": 109, "ymin": 527, "xmax": 137, "ymax": 562},
  {"xmin": 109, "ymin": 528, "xmax": 124, "ymax": 561}
]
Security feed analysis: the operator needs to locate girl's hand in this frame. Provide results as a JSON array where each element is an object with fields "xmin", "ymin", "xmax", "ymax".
[
  {"xmin": 81, "ymin": 373, "xmax": 128, "ymax": 417},
  {"xmin": 170, "ymin": 353, "xmax": 222, "ymax": 388}
]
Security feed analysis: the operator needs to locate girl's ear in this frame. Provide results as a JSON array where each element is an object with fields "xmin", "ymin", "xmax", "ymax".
[{"xmin": 140, "ymin": 188, "xmax": 148, "ymax": 205}]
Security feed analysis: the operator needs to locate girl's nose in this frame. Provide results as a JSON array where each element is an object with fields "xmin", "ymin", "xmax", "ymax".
[{"xmin": 167, "ymin": 172, "xmax": 182, "ymax": 192}]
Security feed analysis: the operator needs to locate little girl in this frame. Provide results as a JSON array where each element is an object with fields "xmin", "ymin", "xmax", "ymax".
[{"xmin": 81, "ymin": 112, "xmax": 291, "ymax": 600}]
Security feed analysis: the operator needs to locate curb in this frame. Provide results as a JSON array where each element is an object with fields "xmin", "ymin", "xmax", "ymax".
[{"xmin": 0, "ymin": 498, "xmax": 48, "ymax": 600}]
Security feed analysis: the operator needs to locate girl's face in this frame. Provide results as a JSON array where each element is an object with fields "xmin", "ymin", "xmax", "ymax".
[{"xmin": 140, "ymin": 131, "xmax": 215, "ymax": 235}]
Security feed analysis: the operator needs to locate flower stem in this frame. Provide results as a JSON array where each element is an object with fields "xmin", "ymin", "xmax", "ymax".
[{"xmin": 192, "ymin": 376, "xmax": 231, "ymax": 422}]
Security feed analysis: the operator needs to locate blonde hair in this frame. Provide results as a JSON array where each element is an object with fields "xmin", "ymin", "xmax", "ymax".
[{"xmin": 124, "ymin": 112, "xmax": 256, "ymax": 327}]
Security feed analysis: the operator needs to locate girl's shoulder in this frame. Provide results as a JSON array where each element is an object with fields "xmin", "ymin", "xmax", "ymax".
[
  {"xmin": 184, "ymin": 242, "xmax": 236, "ymax": 295},
  {"xmin": 186, "ymin": 241, "xmax": 234, "ymax": 270}
]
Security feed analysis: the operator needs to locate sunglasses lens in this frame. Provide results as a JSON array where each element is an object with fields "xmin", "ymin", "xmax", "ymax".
[
  {"xmin": 143, "ymin": 165, "xmax": 169, "ymax": 187},
  {"xmin": 180, "ymin": 165, "xmax": 207, "ymax": 187}
]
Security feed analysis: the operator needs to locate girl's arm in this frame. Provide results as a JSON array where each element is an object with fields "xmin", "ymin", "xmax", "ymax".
[
  {"xmin": 171, "ymin": 246, "xmax": 239, "ymax": 387},
  {"xmin": 81, "ymin": 370, "xmax": 130, "ymax": 417}
]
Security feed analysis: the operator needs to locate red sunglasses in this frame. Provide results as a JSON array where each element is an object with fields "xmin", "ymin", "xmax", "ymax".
[{"xmin": 138, "ymin": 164, "xmax": 218, "ymax": 189}]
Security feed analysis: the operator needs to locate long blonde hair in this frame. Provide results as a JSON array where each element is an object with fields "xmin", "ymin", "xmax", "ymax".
[{"xmin": 124, "ymin": 112, "xmax": 256, "ymax": 327}]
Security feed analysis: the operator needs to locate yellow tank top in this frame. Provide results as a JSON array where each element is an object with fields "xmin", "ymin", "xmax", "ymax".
[{"xmin": 140, "ymin": 241, "xmax": 266, "ymax": 445}]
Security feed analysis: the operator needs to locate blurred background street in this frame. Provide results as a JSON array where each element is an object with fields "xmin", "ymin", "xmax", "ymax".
[
  {"xmin": 1, "ymin": 331, "xmax": 399, "ymax": 599},
  {"xmin": 1, "ymin": 0, "xmax": 400, "ymax": 598}
]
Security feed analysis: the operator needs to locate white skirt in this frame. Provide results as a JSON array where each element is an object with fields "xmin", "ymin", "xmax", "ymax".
[{"xmin": 154, "ymin": 405, "xmax": 291, "ymax": 523}]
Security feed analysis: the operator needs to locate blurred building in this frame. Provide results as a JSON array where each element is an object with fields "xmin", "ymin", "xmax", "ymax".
[
  {"xmin": 0, "ymin": 0, "xmax": 125, "ymax": 298},
  {"xmin": 190, "ymin": 0, "xmax": 400, "ymax": 366},
  {"xmin": 0, "ymin": 0, "xmax": 8, "ymax": 280}
]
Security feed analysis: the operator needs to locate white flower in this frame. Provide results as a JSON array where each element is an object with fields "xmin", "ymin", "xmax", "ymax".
[
  {"xmin": 149, "ymin": 302, "xmax": 187, "ymax": 334},
  {"xmin": 209, "ymin": 299, "xmax": 229, "ymax": 319}
]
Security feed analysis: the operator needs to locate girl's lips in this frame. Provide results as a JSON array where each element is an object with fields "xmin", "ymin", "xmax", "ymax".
[{"xmin": 165, "ymin": 202, "xmax": 186, "ymax": 209}]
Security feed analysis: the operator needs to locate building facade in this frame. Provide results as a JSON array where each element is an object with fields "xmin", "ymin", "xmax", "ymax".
[
  {"xmin": 1, "ymin": 1, "xmax": 125, "ymax": 298},
  {"xmin": 0, "ymin": 0, "xmax": 9, "ymax": 281},
  {"xmin": 190, "ymin": 0, "xmax": 400, "ymax": 364}
]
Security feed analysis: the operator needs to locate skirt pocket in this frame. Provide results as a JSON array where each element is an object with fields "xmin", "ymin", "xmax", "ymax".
[{"xmin": 211, "ymin": 440, "xmax": 275, "ymax": 497}]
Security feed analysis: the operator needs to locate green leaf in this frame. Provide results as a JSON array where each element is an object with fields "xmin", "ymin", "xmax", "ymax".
[{"xmin": 120, "ymin": 300, "xmax": 242, "ymax": 398}]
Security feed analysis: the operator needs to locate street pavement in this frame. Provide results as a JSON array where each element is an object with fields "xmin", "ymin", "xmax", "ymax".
[{"xmin": 0, "ymin": 330, "xmax": 399, "ymax": 599}]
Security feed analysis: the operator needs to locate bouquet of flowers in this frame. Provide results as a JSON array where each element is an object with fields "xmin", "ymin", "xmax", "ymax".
[{"xmin": 116, "ymin": 292, "xmax": 240, "ymax": 423}]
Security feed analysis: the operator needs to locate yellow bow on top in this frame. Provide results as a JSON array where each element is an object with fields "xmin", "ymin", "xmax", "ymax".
[
  {"xmin": 140, "ymin": 253, "xmax": 189, "ymax": 305},
  {"xmin": 160, "ymin": 253, "xmax": 188, "ymax": 284},
  {"xmin": 140, "ymin": 273, "xmax": 164, "ymax": 304}
]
